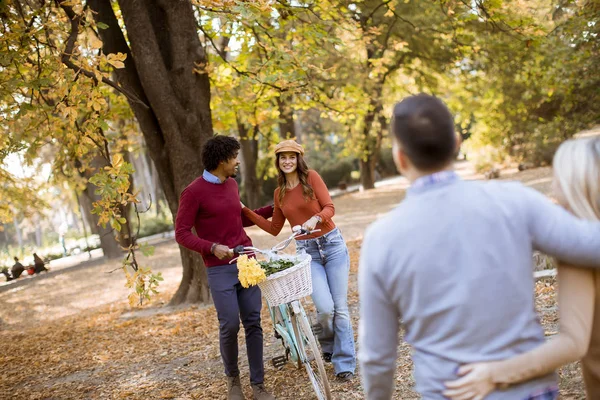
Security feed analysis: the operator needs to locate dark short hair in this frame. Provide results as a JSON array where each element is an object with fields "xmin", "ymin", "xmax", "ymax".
[
  {"xmin": 391, "ymin": 94, "xmax": 456, "ymax": 170},
  {"xmin": 202, "ymin": 136, "xmax": 240, "ymax": 171}
]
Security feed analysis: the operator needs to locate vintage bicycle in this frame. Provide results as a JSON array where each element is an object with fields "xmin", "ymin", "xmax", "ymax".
[{"xmin": 230, "ymin": 226, "xmax": 332, "ymax": 400}]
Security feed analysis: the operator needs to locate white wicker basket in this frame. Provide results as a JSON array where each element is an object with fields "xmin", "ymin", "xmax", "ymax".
[{"xmin": 258, "ymin": 253, "xmax": 312, "ymax": 306}]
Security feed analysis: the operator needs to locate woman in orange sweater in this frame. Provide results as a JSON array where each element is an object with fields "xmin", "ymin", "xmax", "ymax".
[
  {"xmin": 242, "ymin": 139, "xmax": 356, "ymax": 381},
  {"xmin": 444, "ymin": 136, "xmax": 600, "ymax": 400}
]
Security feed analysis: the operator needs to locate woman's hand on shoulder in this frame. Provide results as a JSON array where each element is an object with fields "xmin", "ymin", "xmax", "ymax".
[{"xmin": 443, "ymin": 363, "xmax": 496, "ymax": 400}]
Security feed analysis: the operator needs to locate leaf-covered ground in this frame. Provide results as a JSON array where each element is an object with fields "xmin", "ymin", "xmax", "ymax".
[{"xmin": 0, "ymin": 165, "xmax": 586, "ymax": 399}]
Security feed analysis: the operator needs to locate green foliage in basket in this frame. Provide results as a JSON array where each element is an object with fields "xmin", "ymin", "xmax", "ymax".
[{"xmin": 258, "ymin": 259, "xmax": 297, "ymax": 277}]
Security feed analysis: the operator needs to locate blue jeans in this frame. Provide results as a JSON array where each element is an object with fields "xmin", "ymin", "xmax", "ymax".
[
  {"xmin": 207, "ymin": 264, "xmax": 264, "ymax": 385},
  {"xmin": 296, "ymin": 228, "xmax": 357, "ymax": 375},
  {"xmin": 525, "ymin": 386, "xmax": 559, "ymax": 400}
]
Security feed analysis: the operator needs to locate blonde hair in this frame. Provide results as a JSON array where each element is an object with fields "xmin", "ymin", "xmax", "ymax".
[{"xmin": 553, "ymin": 136, "xmax": 600, "ymax": 221}]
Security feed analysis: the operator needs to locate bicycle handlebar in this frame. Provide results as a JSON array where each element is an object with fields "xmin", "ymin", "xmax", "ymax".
[{"xmin": 229, "ymin": 226, "xmax": 320, "ymax": 263}]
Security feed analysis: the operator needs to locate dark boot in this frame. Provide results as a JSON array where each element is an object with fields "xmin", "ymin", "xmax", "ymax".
[
  {"xmin": 227, "ymin": 376, "xmax": 245, "ymax": 400},
  {"xmin": 251, "ymin": 384, "xmax": 275, "ymax": 400}
]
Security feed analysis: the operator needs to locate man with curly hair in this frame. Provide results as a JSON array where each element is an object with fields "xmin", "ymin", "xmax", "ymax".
[{"xmin": 175, "ymin": 135, "xmax": 276, "ymax": 400}]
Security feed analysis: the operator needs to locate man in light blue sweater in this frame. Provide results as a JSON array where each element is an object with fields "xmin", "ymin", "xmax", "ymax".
[{"xmin": 358, "ymin": 94, "xmax": 600, "ymax": 399}]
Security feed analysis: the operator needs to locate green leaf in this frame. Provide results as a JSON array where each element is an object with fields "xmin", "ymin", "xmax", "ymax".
[
  {"xmin": 110, "ymin": 219, "xmax": 121, "ymax": 232},
  {"xmin": 140, "ymin": 244, "xmax": 155, "ymax": 257},
  {"xmin": 97, "ymin": 22, "xmax": 109, "ymax": 30}
]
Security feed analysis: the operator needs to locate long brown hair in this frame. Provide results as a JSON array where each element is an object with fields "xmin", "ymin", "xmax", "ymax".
[{"xmin": 277, "ymin": 153, "xmax": 314, "ymax": 205}]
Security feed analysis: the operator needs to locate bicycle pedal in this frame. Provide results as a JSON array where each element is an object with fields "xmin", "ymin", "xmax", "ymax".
[
  {"xmin": 311, "ymin": 323, "xmax": 323, "ymax": 336},
  {"xmin": 271, "ymin": 355, "xmax": 287, "ymax": 368}
]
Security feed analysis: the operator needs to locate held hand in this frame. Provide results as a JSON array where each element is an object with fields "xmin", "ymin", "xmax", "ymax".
[
  {"xmin": 443, "ymin": 363, "xmax": 496, "ymax": 400},
  {"xmin": 213, "ymin": 244, "xmax": 233, "ymax": 260},
  {"xmin": 302, "ymin": 216, "xmax": 319, "ymax": 231}
]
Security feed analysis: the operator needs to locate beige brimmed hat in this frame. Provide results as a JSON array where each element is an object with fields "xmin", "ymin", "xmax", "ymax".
[{"xmin": 274, "ymin": 139, "xmax": 304, "ymax": 156}]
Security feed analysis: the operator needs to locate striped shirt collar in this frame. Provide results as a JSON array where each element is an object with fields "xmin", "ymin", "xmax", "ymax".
[{"xmin": 408, "ymin": 170, "xmax": 459, "ymax": 195}]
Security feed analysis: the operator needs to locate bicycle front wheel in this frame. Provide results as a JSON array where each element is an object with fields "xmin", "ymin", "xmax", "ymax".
[{"xmin": 291, "ymin": 306, "xmax": 332, "ymax": 400}]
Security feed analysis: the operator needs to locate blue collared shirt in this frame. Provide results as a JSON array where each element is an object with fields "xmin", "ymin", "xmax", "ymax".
[
  {"xmin": 408, "ymin": 170, "xmax": 459, "ymax": 195},
  {"xmin": 203, "ymin": 170, "xmax": 223, "ymax": 184}
]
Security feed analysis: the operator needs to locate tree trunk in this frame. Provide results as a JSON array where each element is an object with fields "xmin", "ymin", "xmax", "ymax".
[
  {"xmin": 89, "ymin": 0, "xmax": 213, "ymax": 304},
  {"xmin": 237, "ymin": 118, "xmax": 262, "ymax": 209},
  {"xmin": 75, "ymin": 191, "xmax": 93, "ymax": 259},
  {"xmin": 150, "ymin": 159, "xmax": 166, "ymax": 217},
  {"xmin": 359, "ymin": 158, "xmax": 376, "ymax": 190},
  {"xmin": 293, "ymin": 109, "xmax": 303, "ymax": 144},
  {"xmin": 131, "ymin": 137, "xmax": 155, "ymax": 212},
  {"xmin": 359, "ymin": 90, "xmax": 386, "ymax": 190},
  {"xmin": 78, "ymin": 191, "xmax": 99, "ymax": 235},
  {"xmin": 34, "ymin": 214, "xmax": 42, "ymax": 248},
  {"xmin": 0, "ymin": 225, "xmax": 5, "ymax": 247},
  {"xmin": 276, "ymin": 95, "xmax": 296, "ymax": 139}
]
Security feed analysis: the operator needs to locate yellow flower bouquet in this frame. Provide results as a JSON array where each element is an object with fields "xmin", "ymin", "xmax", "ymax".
[{"xmin": 237, "ymin": 254, "xmax": 267, "ymax": 288}]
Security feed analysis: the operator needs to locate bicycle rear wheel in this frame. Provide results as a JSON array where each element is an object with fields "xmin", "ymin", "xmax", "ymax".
[{"xmin": 291, "ymin": 305, "xmax": 332, "ymax": 400}]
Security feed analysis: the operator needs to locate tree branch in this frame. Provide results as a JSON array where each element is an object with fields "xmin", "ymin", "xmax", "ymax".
[
  {"xmin": 56, "ymin": 0, "xmax": 149, "ymax": 109},
  {"xmin": 199, "ymin": 23, "xmax": 306, "ymax": 92}
]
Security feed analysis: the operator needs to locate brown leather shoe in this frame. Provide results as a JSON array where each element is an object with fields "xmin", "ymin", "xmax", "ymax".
[
  {"xmin": 251, "ymin": 384, "xmax": 275, "ymax": 400},
  {"xmin": 227, "ymin": 376, "xmax": 245, "ymax": 400}
]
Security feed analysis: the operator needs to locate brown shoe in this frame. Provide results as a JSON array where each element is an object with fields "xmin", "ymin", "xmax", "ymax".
[
  {"xmin": 227, "ymin": 376, "xmax": 245, "ymax": 400},
  {"xmin": 251, "ymin": 384, "xmax": 275, "ymax": 400}
]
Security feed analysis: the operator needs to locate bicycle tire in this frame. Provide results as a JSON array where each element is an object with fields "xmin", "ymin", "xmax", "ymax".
[{"xmin": 292, "ymin": 308, "xmax": 332, "ymax": 400}]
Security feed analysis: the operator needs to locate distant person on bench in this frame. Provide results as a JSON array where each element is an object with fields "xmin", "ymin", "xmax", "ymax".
[
  {"xmin": 33, "ymin": 253, "xmax": 48, "ymax": 274},
  {"xmin": 1, "ymin": 267, "xmax": 13, "ymax": 281},
  {"xmin": 11, "ymin": 257, "xmax": 25, "ymax": 279}
]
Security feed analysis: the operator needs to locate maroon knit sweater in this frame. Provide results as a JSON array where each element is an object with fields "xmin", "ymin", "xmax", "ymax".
[{"xmin": 175, "ymin": 176, "xmax": 274, "ymax": 267}]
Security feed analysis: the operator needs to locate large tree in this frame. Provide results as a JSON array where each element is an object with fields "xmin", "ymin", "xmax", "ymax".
[
  {"xmin": 0, "ymin": 0, "xmax": 220, "ymax": 304},
  {"xmin": 85, "ymin": 0, "xmax": 215, "ymax": 304}
]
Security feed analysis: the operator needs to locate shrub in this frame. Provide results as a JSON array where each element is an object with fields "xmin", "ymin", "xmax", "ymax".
[
  {"xmin": 377, "ymin": 147, "xmax": 397, "ymax": 178},
  {"xmin": 319, "ymin": 158, "xmax": 355, "ymax": 188}
]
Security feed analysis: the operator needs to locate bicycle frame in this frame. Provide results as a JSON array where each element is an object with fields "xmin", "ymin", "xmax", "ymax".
[{"xmin": 269, "ymin": 301, "xmax": 302, "ymax": 367}]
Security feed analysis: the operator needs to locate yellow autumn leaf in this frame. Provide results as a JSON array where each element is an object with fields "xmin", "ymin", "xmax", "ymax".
[
  {"xmin": 88, "ymin": 96, "xmax": 106, "ymax": 111},
  {"xmin": 112, "ymin": 154, "xmax": 124, "ymax": 168},
  {"xmin": 112, "ymin": 52, "xmax": 128, "ymax": 61},
  {"xmin": 127, "ymin": 292, "xmax": 138, "ymax": 307},
  {"xmin": 89, "ymin": 34, "xmax": 103, "ymax": 50},
  {"xmin": 94, "ymin": 69, "xmax": 103, "ymax": 82},
  {"xmin": 106, "ymin": 53, "xmax": 127, "ymax": 69},
  {"xmin": 108, "ymin": 59, "xmax": 125, "ymax": 69}
]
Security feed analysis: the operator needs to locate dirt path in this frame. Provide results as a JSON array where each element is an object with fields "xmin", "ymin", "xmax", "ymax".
[{"xmin": 2, "ymin": 164, "xmax": 580, "ymax": 400}]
